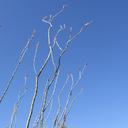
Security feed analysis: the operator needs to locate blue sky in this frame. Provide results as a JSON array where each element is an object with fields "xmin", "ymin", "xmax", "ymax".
[{"xmin": 0, "ymin": 0, "xmax": 128, "ymax": 128}]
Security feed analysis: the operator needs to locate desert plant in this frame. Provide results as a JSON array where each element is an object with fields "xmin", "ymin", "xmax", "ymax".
[{"xmin": 0, "ymin": 5, "xmax": 90, "ymax": 128}]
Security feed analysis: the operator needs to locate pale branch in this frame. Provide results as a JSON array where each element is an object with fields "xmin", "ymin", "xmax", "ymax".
[
  {"xmin": 53, "ymin": 25, "xmax": 66, "ymax": 51},
  {"xmin": 33, "ymin": 111, "xmax": 41, "ymax": 128},
  {"xmin": 32, "ymin": 70, "xmax": 60, "ymax": 128},
  {"xmin": 41, "ymin": 5, "xmax": 68, "ymax": 70},
  {"xmin": 57, "ymin": 65, "xmax": 87, "ymax": 127},
  {"xmin": 37, "ymin": 42, "xmax": 67, "ymax": 127},
  {"xmin": 0, "ymin": 30, "xmax": 35, "ymax": 104},
  {"xmin": 45, "ymin": 70, "xmax": 60, "ymax": 110},
  {"xmin": 47, "ymin": 26, "xmax": 56, "ymax": 70},
  {"xmin": 33, "ymin": 42, "xmax": 40, "ymax": 75},
  {"xmin": 25, "ymin": 4, "xmax": 90, "ymax": 128},
  {"xmin": 39, "ymin": 65, "xmax": 60, "ymax": 127},
  {"xmin": 26, "ymin": 23, "xmax": 88, "ymax": 127},
  {"xmin": 25, "ymin": 21, "xmax": 53, "ymax": 128},
  {"xmin": 39, "ymin": 22, "xmax": 89, "ymax": 128},
  {"xmin": 66, "ymin": 87, "xmax": 84, "ymax": 117},
  {"xmin": 39, "ymin": 45, "xmax": 68, "ymax": 127},
  {"xmin": 25, "ymin": 76, "xmax": 39, "ymax": 128},
  {"xmin": 42, "ymin": 5, "xmax": 67, "ymax": 26},
  {"xmin": 8, "ymin": 75, "xmax": 28, "ymax": 128},
  {"xmin": 44, "ymin": 99, "xmax": 54, "ymax": 127},
  {"xmin": 57, "ymin": 75, "xmax": 74, "ymax": 127},
  {"xmin": 29, "ymin": 41, "xmax": 53, "ymax": 128},
  {"xmin": 53, "ymin": 75, "xmax": 71, "ymax": 128},
  {"xmin": 51, "ymin": 5, "xmax": 68, "ymax": 21},
  {"xmin": 26, "ymin": 5, "xmax": 69, "ymax": 128},
  {"xmin": 64, "ymin": 21, "xmax": 91, "ymax": 50},
  {"xmin": 68, "ymin": 27, "xmax": 73, "ymax": 40},
  {"xmin": 26, "ymin": 15, "xmax": 53, "ymax": 128},
  {"xmin": 61, "ymin": 88, "xmax": 84, "ymax": 128},
  {"xmin": 71, "ymin": 63, "xmax": 87, "ymax": 91}
]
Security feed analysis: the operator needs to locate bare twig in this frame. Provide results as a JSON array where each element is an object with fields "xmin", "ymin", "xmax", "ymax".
[
  {"xmin": 25, "ymin": 21, "xmax": 53, "ymax": 128},
  {"xmin": 44, "ymin": 99, "xmax": 54, "ymax": 127},
  {"xmin": 51, "ymin": 5, "xmax": 68, "ymax": 21},
  {"xmin": 34, "ymin": 70, "xmax": 59, "ymax": 128},
  {"xmin": 25, "ymin": 4, "xmax": 90, "ymax": 128},
  {"xmin": 57, "ymin": 64, "xmax": 87, "ymax": 127},
  {"xmin": 8, "ymin": 75, "xmax": 28, "ymax": 128},
  {"xmin": 33, "ymin": 42, "xmax": 40, "ymax": 75},
  {"xmin": 25, "ymin": 5, "xmax": 69, "ymax": 128},
  {"xmin": 45, "ymin": 70, "xmax": 60, "ymax": 109},
  {"xmin": 39, "ymin": 64, "xmax": 60, "ymax": 127},
  {"xmin": 0, "ymin": 30, "xmax": 35, "ymax": 104},
  {"xmin": 53, "ymin": 25, "xmax": 66, "ymax": 51},
  {"xmin": 66, "ymin": 87, "xmax": 84, "ymax": 116},
  {"xmin": 53, "ymin": 75, "xmax": 70, "ymax": 128}
]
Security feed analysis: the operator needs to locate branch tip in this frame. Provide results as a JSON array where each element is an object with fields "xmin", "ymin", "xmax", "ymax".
[{"xmin": 84, "ymin": 21, "xmax": 92, "ymax": 27}]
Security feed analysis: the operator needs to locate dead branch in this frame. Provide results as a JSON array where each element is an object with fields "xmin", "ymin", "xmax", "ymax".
[
  {"xmin": 8, "ymin": 75, "xmax": 28, "ymax": 128},
  {"xmin": 0, "ymin": 30, "xmax": 35, "ymax": 104}
]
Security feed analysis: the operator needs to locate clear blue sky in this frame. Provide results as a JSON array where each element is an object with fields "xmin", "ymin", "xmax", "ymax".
[{"xmin": 0, "ymin": 0, "xmax": 128, "ymax": 128}]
